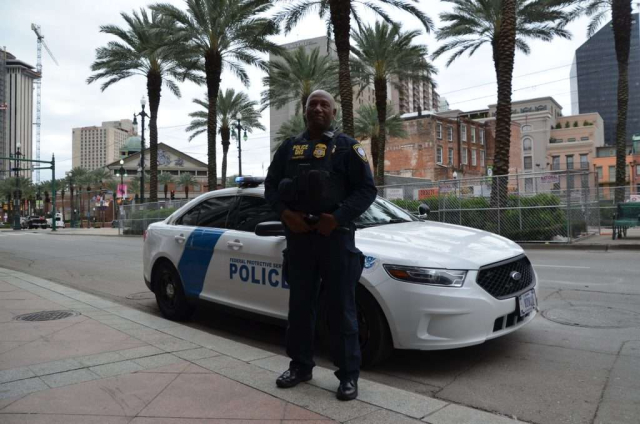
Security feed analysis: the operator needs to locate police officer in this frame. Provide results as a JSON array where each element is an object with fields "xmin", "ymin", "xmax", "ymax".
[{"xmin": 264, "ymin": 90, "xmax": 377, "ymax": 401}]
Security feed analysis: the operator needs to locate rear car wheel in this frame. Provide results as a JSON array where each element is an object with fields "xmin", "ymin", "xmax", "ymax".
[{"xmin": 153, "ymin": 261, "xmax": 195, "ymax": 321}]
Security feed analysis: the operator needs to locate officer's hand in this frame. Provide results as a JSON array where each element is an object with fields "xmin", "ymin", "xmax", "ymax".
[
  {"xmin": 281, "ymin": 209, "xmax": 312, "ymax": 233},
  {"xmin": 314, "ymin": 213, "xmax": 338, "ymax": 237}
]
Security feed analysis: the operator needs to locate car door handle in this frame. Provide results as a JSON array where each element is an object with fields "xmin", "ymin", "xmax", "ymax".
[
  {"xmin": 175, "ymin": 234, "xmax": 186, "ymax": 244},
  {"xmin": 227, "ymin": 240, "xmax": 243, "ymax": 249}
]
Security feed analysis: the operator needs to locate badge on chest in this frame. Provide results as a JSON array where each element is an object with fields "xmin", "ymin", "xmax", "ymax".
[
  {"xmin": 313, "ymin": 143, "xmax": 327, "ymax": 158},
  {"xmin": 291, "ymin": 142, "xmax": 329, "ymax": 160}
]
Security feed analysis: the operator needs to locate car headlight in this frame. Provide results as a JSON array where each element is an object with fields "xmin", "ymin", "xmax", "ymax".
[{"xmin": 383, "ymin": 265, "xmax": 466, "ymax": 287}]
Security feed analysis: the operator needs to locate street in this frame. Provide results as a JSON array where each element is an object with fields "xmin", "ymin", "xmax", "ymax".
[{"xmin": 1, "ymin": 231, "xmax": 639, "ymax": 424}]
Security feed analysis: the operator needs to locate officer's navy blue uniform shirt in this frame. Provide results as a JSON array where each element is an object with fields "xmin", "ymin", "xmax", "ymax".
[{"xmin": 264, "ymin": 130, "xmax": 377, "ymax": 225}]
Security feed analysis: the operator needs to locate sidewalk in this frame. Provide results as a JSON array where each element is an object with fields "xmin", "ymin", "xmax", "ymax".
[
  {"xmin": 521, "ymin": 227, "xmax": 640, "ymax": 250},
  {"xmin": 0, "ymin": 267, "xmax": 524, "ymax": 424}
]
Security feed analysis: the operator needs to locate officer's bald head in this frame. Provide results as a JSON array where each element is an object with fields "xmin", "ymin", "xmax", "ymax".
[{"xmin": 305, "ymin": 90, "xmax": 337, "ymax": 135}]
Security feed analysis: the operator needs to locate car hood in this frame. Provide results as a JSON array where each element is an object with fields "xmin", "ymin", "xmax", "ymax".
[{"xmin": 355, "ymin": 221, "xmax": 523, "ymax": 270}]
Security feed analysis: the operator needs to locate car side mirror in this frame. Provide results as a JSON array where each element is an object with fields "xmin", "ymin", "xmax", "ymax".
[
  {"xmin": 418, "ymin": 203, "xmax": 430, "ymax": 219},
  {"xmin": 255, "ymin": 221, "xmax": 285, "ymax": 237}
]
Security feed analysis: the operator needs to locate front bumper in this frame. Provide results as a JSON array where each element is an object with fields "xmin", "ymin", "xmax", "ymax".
[{"xmin": 375, "ymin": 269, "xmax": 537, "ymax": 350}]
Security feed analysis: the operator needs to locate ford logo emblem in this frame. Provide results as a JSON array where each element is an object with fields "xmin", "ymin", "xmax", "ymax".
[{"xmin": 510, "ymin": 271, "xmax": 522, "ymax": 281}]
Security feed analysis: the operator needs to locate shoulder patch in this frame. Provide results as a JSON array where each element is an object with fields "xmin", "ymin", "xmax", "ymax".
[{"xmin": 352, "ymin": 143, "xmax": 368, "ymax": 163}]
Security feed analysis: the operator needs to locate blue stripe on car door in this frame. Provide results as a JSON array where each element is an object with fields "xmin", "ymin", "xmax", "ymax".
[{"xmin": 178, "ymin": 228, "xmax": 225, "ymax": 297}]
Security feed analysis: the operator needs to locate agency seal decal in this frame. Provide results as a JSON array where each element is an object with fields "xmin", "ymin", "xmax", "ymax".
[
  {"xmin": 313, "ymin": 143, "xmax": 327, "ymax": 158},
  {"xmin": 362, "ymin": 256, "xmax": 378, "ymax": 273},
  {"xmin": 353, "ymin": 143, "xmax": 368, "ymax": 162}
]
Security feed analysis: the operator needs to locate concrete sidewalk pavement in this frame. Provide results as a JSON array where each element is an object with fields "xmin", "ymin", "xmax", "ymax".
[{"xmin": 0, "ymin": 267, "xmax": 525, "ymax": 424}]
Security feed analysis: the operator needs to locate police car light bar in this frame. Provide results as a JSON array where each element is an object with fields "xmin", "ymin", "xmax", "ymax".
[{"xmin": 235, "ymin": 176, "xmax": 265, "ymax": 188}]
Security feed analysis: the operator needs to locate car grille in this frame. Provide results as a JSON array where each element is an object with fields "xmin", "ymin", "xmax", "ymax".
[{"xmin": 476, "ymin": 255, "xmax": 534, "ymax": 299}]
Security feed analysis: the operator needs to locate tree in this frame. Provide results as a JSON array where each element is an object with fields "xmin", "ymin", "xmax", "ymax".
[
  {"xmin": 87, "ymin": 8, "xmax": 199, "ymax": 203},
  {"xmin": 261, "ymin": 46, "xmax": 339, "ymax": 116},
  {"xmin": 433, "ymin": 0, "xmax": 573, "ymax": 205},
  {"xmin": 66, "ymin": 167, "xmax": 87, "ymax": 223},
  {"xmin": 152, "ymin": 0, "xmax": 280, "ymax": 192},
  {"xmin": 574, "ymin": 0, "xmax": 632, "ymax": 202},
  {"xmin": 186, "ymin": 89, "xmax": 265, "ymax": 188},
  {"xmin": 178, "ymin": 173, "xmax": 196, "ymax": 199},
  {"xmin": 354, "ymin": 103, "xmax": 408, "ymax": 176},
  {"xmin": 351, "ymin": 21, "xmax": 435, "ymax": 184},
  {"xmin": 158, "ymin": 172, "xmax": 174, "ymax": 200},
  {"xmin": 276, "ymin": 0, "xmax": 433, "ymax": 137}
]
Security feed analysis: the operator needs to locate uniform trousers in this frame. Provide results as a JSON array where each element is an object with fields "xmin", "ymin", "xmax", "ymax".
[{"xmin": 283, "ymin": 226, "xmax": 363, "ymax": 382}]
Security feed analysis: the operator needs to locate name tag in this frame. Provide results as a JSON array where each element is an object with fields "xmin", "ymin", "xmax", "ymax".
[{"xmin": 291, "ymin": 144, "xmax": 309, "ymax": 160}]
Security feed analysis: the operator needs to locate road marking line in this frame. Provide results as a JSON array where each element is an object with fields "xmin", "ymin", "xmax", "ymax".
[{"xmin": 533, "ymin": 264, "xmax": 591, "ymax": 269}]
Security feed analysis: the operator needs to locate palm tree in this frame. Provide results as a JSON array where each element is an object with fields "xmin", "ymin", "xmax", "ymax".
[
  {"xmin": 158, "ymin": 172, "xmax": 174, "ymax": 200},
  {"xmin": 262, "ymin": 46, "xmax": 339, "ymax": 117},
  {"xmin": 178, "ymin": 173, "xmax": 196, "ymax": 199},
  {"xmin": 351, "ymin": 21, "xmax": 435, "ymax": 184},
  {"xmin": 433, "ymin": 0, "xmax": 573, "ymax": 205},
  {"xmin": 355, "ymin": 103, "xmax": 408, "ymax": 177},
  {"xmin": 276, "ymin": 0, "xmax": 433, "ymax": 137},
  {"xmin": 129, "ymin": 179, "xmax": 141, "ymax": 202},
  {"xmin": 574, "ymin": 0, "xmax": 632, "ymax": 203},
  {"xmin": 87, "ymin": 8, "xmax": 199, "ymax": 203},
  {"xmin": 66, "ymin": 167, "xmax": 86, "ymax": 224},
  {"xmin": 152, "ymin": 0, "xmax": 281, "ymax": 193},
  {"xmin": 186, "ymin": 89, "xmax": 265, "ymax": 188}
]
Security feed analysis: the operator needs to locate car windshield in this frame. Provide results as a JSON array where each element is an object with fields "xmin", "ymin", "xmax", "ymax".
[{"xmin": 354, "ymin": 197, "xmax": 417, "ymax": 228}]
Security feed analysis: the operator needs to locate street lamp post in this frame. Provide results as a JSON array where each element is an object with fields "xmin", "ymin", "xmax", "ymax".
[
  {"xmin": 12, "ymin": 141, "xmax": 22, "ymax": 230},
  {"xmin": 233, "ymin": 112, "xmax": 249, "ymax": 177},
  {"xmin": 117, "ymin": 159, "xmax": 128, "ymax": 220},
  {"xmin": 133, "ymin": 97, "xmax": 148, "ymax": 204}
]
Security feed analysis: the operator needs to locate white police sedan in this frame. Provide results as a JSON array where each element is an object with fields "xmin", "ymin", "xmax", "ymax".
[{"xmin": 143, "ymin": 178, "xmax": 538, "ymax": 366}]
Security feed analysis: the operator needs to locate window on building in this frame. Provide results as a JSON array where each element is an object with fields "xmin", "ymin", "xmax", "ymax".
[
  {"xmin": 471, "ymin": 128, "xmax": 476, "ymax": 143},
  {"xmin": 596, "ymin": 166, "xmax": 603, "ymax": 181},
  {"xmin": 566, "ymin": 155, "xmax": 574, "ymax": 170},
  {"xmin": 480, "ymin": 150, "xmax": 485, "ymax": 166},
  {"xmin": 522, "ymin": 125, "xmax": 532, "ymax": 132},
  {"xmin": 524, "ymin": 156, "xmax": 533, "ymax": 170},
  {"xmin": 523, "ymin": 138, "xmax": 532, "ymax": 152},
  {"xmin": 552, "ymin": 156, "xmax": 560, "ymax": 170},
  {"xmin": 462, "ymin": 148, "xmax": 468, "ymax": 164},
  {"xmin": 580, "ymin": 154, "xmax": 589, "ymax": 169},
  {"xmin": 581, "ymin": 136, "xmax": 590, "ymax": 141},
  {"xmin": 461, "ymin": 124, "xmax": 467, "ymax": 142},
  {"xmin": 448, "ymin": 148, "xmax": 454, "ymax": 165},
  {"xmin": 479, "ymin": 129, "xmax": 485, "ymax": 145},
  {"xmin": 471, "ymin": 149, "xmax": 477, "ymax": 166},
  {"xmin": 436, "ymin": 146, "xmax": 443, "ymax": 164},
  {"xmin": 437, "ymin": 123, "xmax": 442, "ymax": 139},
  {"xmin": 525, "ymin": 178, "xmax": 534, "ymax": 193},
  {"xmin": 568, "ymin": 137, "xmax": 577, "ymax": 143},
  {"xmin": 447, "ymin": 126, "xmax": 453, "ymax": 141},
  {"xmin": 637, "ymin": 165, "xmax": 640, "ymax": 176},
  {"xmin": 609, "ymin": 165, "xmax": 616, "ymax": 182}
]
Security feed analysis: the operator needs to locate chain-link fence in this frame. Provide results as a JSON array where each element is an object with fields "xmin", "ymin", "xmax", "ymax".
[
  {"xmin": 379, "ymin": 169, "xmax": 625, "ymax": 243},
  {"xmin": 118, "ymin": 199, "xmax": 190, "ymax": 235}
]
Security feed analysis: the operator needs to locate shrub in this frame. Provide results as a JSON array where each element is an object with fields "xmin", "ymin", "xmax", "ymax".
[
  {"xmin": 565, "ymin": 121, "xmax": 570, "ymax": 128},
  {"xmin": 573, "ymin": 121, "xmax": 579, "ymax": 127},
  {"xmin": 555, "ymin": 123, "xmax": 562, "ymax": 129}
]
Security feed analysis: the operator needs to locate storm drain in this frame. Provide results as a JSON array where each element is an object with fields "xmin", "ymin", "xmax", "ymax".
[{"xmin": 13, "ymin": 310, "xmax": 80, "ymax": 322}]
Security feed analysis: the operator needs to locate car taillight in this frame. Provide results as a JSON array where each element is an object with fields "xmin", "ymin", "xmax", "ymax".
[{"xmin": 143, "ymin": 230, "xmax": 147, "ymax": 241}]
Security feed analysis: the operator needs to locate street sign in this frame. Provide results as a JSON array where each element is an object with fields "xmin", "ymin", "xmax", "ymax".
[
  {"xmin": 415, "ymin": 188, "xmax": 439, "ymax": 199},
  {"xmin": 384, "ymin": 188, "xmax": 404, "ymax": 199},
  {"xmin": 541, "ymin": 174, "xmax": 560, "ymax": 183}
]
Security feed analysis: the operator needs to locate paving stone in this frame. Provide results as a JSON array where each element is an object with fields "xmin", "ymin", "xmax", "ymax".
[
  {"xmin": 40, "ymin": 369, "xmax": 99, "ymax": 388},
  {"xmin": 151, "ymin": 339, "xmax": 199, "ymax": 352},
  {"xmin": 76, "ymin": 351, "xmax": 126, "ymax": 367},
  {"xmin": 422, "ymin": 404, "xmax": 521, "ymax": 424},
  {"xmin": 89, "ymin": 360, "xmax": 144, "ymax": 378},
  {"xmin": 346, "ymin": 409, "xmax": 426, "ymax": 423},
  {"xmin": 133, "ymin": 354, "xmax": 182, "ymax": 369},
  {"xmin": 174, "ymin": 347, "xmax": 219, "ymax": 361},
  {"xmin": 193, "ymin": 355, "xmax": 246, "ymax": 372},
  {"xmin": 29, "ymin": 358, "xmax": 83, "ymax": 376},
  {"xmin": 0, "ymin": 367, "xmax": 35, "ymax": 384},
  {"xmin": 117, "ymin": 346, "xmax": 164, "ymax": 360},
  {"xmin": 0, "ymin": 377, "xmax": 48, "ymax": 399}
]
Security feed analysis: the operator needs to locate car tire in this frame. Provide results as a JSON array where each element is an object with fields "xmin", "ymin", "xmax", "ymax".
[
  {"xmin": 317, "ymin": 285, "xmax": 393, "ymax": 368},
  {"xmin": 153, "ymin": 261, "xmax": 195, "ymax": 321}
]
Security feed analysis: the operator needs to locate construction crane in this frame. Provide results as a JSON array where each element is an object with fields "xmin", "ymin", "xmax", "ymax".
[{"xmin": 31, "ymin": 23, "xmax": 59, "ymax": 183}]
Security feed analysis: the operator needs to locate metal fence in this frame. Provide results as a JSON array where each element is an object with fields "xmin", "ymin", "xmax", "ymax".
[
  {"xmin": 118, "ymin": 199, "xmax": 190, "ymax": 235},
  {"xmin": 379, "ymin": 170, "xmax": 636, "ymax": 243}
]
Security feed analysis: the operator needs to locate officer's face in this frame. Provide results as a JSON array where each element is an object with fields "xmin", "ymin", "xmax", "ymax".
[{"xmin": 306, "ymin": 94, "xmax": 336, "ymax": 132}]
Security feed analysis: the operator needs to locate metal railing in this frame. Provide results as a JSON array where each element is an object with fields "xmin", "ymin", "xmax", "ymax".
[{"xmin": 118, "ymin": 199, "xmax": 190, "ymax": 235}]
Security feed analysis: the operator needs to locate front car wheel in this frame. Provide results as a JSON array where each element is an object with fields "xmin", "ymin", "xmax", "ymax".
[{"xmin": 153, "ymin": 262, "xmax": 195, "ymax": 321}]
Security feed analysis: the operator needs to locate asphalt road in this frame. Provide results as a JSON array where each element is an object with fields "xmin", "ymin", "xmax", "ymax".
[{"xmin": 1, "ymin": 230, "xmax": 639, "ymax": 424}]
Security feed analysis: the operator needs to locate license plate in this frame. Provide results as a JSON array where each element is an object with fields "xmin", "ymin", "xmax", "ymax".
[{"xmin": 518, "ymin": 289, "xmax": 537, "ymax": 317}]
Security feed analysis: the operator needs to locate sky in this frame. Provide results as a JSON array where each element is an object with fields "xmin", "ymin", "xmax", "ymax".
[{"xmin": 1, "ymin": 0, "xmax": 621, "ymax": 181}]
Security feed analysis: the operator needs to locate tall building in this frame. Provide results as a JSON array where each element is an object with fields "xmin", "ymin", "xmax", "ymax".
[
  {"xmin": 71, "ymin": 119, "xmax": 136, "ymax": 171},
  {"xmin": 268, "ymin": 36, "xmax": 439, "ymax": 154},
  {"xmin": 570, "ymin": 13, "xmax": 640, "ymax": 145},
  {"xmin": 0, "ymin": 50, "xmax": 40, "ymax": 180}
]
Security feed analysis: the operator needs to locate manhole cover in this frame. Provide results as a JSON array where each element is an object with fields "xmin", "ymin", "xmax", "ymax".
[
  {"xmin": 14, "ymin": 310, "xmax": 80, "ymax": 322},
  {"xmin": 543, "ymin": 306, "xmax": 640, "ymax": 329},
  {"xmin": 126, "ymin": 292, "xmax": 155, "ymax": 301}
]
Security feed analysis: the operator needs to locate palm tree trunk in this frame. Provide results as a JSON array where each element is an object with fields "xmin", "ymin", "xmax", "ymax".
[
  {"xmin": 185, "ymin": 186, "xmax": 189, "ymax": 200},
  {"xmin": 147, "ymin": 70, "xmax": 162, "ymax": 203},
  {"xmin": 491, "ymin": 0, "xmax": 516, "ymax": 208},
  {"xmin": 221, "ymin": 127, "xmax": 231, "ymax": 189},
  {"xmin": 374, "ymin": 78, "xmax": 388, "ymax": 186},
  {"xmin": 164, "ymin": 184, "xmax": 168, "ymax": 200},
  {"xmin": 370, "ymin": 134, "xmax": 379, "ymax": 177},
  {"xmin": 329, "ymin": 0, "xmax": 354, "ymax": 137},
  {"xmin": 205, "ymin": 51, "xmax": 223, "ymax": 191},
  {"xmin": 61, "ymin": 190, "xmax": 65, "ymax": 224},
  {"xmin": 612, "ymin": 0, "xmax": 632, "ymax": 204}
]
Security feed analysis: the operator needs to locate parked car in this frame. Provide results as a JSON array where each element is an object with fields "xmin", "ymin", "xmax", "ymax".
[
  {"xmin": 143, "ymin": 181, "xmax": 538, "ymax": 366},
  {"xmin": 46, "ymin": 212, "xmax": 64, "ymax": 229},
  {"xmin": 27, "ymin": 215, "xmax": 48, "ymax": 229}
]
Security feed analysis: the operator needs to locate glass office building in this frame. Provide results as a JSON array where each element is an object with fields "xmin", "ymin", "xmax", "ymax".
[{"xmin": 571, "ymin": 14, "xmax": 640, "ymax": 146}]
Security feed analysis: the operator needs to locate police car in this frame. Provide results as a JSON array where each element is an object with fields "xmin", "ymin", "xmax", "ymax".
[{"xmin": 143, "ymin": 177, "xmax": 538, "ymax": 366}]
